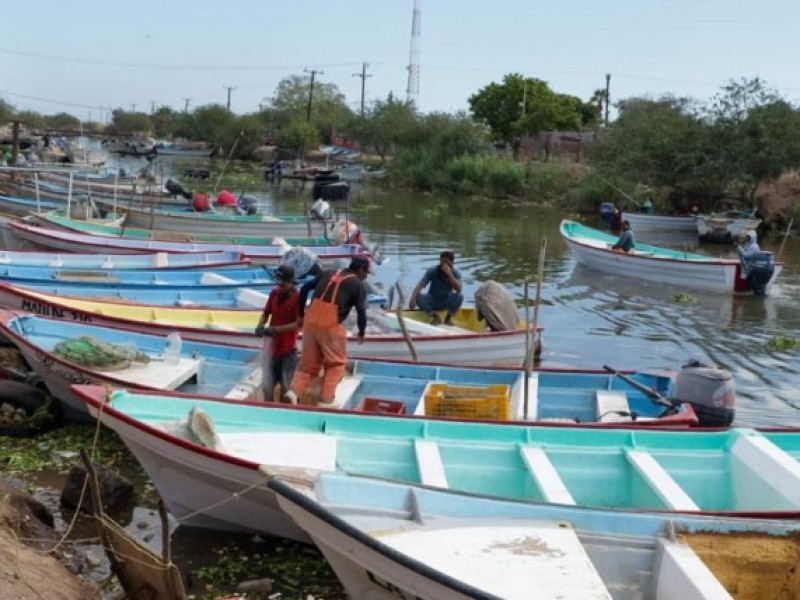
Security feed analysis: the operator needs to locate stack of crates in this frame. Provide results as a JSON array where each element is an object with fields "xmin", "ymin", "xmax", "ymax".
[{"xmin": 423, "ymin": 384, "xmax": 510, "ymax": 421}]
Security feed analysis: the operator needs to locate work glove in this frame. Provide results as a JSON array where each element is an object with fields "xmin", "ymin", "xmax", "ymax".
[
  {"xmin": 255, "ymin": 325, "xmax": 265, "ymax": 337},
  {"xmin": 263, "ymin": 326, "xmax": 277, "ymax": 337}
]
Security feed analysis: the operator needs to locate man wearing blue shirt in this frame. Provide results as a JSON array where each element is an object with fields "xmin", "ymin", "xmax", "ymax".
[
  {"xmin": 611, "ymin": 220, "xmax": 635, "ymax": 252},
  {"xmin": 409, "ymin": 250, "xmax": 464, "ymax": 325}
]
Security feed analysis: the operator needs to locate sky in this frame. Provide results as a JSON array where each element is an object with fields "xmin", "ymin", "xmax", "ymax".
[{"xmin": 2, "ymin": 0, "xmax": 799, "ymax": 122}]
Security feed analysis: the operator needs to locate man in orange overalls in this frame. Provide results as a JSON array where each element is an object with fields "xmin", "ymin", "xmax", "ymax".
[{"xmin": 290, "ymin": 255, "xmax": 370, "ymax": 404}]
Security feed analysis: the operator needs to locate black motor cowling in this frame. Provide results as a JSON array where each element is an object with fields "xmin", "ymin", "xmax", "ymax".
[{"xmin": 746, "ymin": 251, "xmax": 775, "ymax": 296}]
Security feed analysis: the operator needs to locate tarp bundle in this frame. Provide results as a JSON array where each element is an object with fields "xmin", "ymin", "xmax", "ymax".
[
  {"xmin": 53, "ymin": 336, "xmax": 150, "ymax": 371},
  {"xmin": 474, "ymin": 281, "xmax": 521, "ymax": 332}
]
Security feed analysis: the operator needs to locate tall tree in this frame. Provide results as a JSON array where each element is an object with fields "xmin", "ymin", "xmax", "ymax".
[
  {"xmin": 351, "ymin": 94, "xmax": 417, "ymax": 161},
  {"xmin": 469, "ymin": 74, "xmax": 595, "ymax": 154}
]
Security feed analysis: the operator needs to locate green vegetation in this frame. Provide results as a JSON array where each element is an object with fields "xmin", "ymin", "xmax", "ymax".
[
  {"xmin": 6, "ymin": 73, "xmax": 800, "ymax": 211},
  {"xmin": 766, "ymin": 336, "xmax": 800, "ymax": 352},
  {"xmin": 194, "ymin": 539, "xmax": 345, "ymax": 600},
  {"xmin": 0, "ymin": 424, "xmax": 135, "ymax": 476},
  {"xmin": 672, "ymin": 294, "xmax": 697, "ymax": 304}
]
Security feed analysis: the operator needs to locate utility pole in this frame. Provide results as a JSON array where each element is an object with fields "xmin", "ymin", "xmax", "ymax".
[
  {"xmin": 182, "ymin": 97, "xmax": 191, "ymax": 113},
  {"xmin": 352, "ymin": 62, "xmax": 372, "ymax": 118},
  {"xmin": 604, "ymin": 73, "xmax": 611, "ymax": 126},
  {"xmin": 223, "ymin": 85, "xmax": 236, "ymax": 111},
  {"xmin": 131, "ymin": 103, "xmax": 137, "ymax": 113},
  {"xmin": 150, "ymin": 100, "xmax": 157, "ymax": 114},
  {"xmin": 304, "ymin": 68, "xmax": 323, "ymax": 122}
]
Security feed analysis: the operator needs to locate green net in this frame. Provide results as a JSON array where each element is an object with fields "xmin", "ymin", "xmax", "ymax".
[{"xmin": 53, "ymin": 336, "xmax": 151, "ymax": 371}]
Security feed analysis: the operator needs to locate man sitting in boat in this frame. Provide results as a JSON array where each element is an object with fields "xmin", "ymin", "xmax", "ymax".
[
  {"xmin": 408, "ymin": 250, "xmax": 464, "ymax": 325},
  {"xmin": 611, "ymin": 220, "xmax": 635, "ymax": 253}
]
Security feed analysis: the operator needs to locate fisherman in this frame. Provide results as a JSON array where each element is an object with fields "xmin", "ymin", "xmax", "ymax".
[
  {"xmin": 611, "ymin": 220, "xmax": 636, "ymax": 252},
  {"xmin": 408, "ymin": 250, "xmax": 463, "ymax": 325},
  {"xmin": 255, "ymin": 265, "xmax": 300, "ymax": 404},
  {"xmin": 289, "ymin": 255, "xmax": 371, "ymax": 405}
]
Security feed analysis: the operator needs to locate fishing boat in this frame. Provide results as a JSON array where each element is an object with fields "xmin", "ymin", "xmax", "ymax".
[
  {"xmin": 560, "ymin": 220, "xmax": 781, "ymax": 295},
  {"xmin": 696, "ymin": 214, "xmax": 761, "ymax": 242},
  {"xmin": 621, "ymin": 211, "xmax": 697, "ymax": 233},
  {"xmin": 8, "ymin": 222, "xmax": 369, "ymax": 266},
  {"xmin": 0, "ymin": 264, "xmax": 285, "ymax": 291},
  {"xmin": 0, "ymin": 312, "xmax": 262, "ymax": 421},
  {"xmin": 154, "ymin": 144, "xmax": 215, "ymax": 157},
  {"xmin": 7, "ymin": 282, "xmax": 388, "ymax": 310},
  {"xmin": 268, "ymin": 472, "xmax": 800, "ymax": 600},
  {"xmin": 90, "ymin": 200, "xmax": 334, "ymax": 238},
  {"xmin": 0, "ymin": 249, "xmax": 247, "ymax": 270},
  {"xmin": 29, "ymin": 210, "xmax": 334, "ymax": 243},
  {"xmin": 0, "ymin": 285, "xmax": 539, "ymax": 364},
  {"xmin": 73, "ymin": 384, "xmax": 800, "ymax": 542}
]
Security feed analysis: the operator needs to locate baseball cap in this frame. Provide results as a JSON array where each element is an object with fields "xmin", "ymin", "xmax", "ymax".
[
  {"xmin": 348, "ymin": 255, "xmax": 373, "ymax": 273},
  {"xmin": 274, "ymin": 264, "xmax": 295, "ymax": 282}
]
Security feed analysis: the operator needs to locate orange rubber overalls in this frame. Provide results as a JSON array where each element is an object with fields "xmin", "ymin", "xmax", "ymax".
[{"xmin": 291, "ymin": 271, "xmax": 354, "ymax": 402}]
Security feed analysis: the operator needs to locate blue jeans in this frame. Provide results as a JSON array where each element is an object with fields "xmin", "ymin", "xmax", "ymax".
[{"xmin": 416, "ymin": 293, "xmax": 463, "ymax": 316}]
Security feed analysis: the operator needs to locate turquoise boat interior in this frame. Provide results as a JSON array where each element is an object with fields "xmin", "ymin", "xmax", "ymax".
[{"xmin": 102, "ymin": 389, "xmax": 800, "ymax": 515}]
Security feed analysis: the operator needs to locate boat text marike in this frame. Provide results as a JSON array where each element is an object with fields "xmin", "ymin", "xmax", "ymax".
[{"xmin": 21, "ymin": 298, "xmax": 92, "ymax": 322}]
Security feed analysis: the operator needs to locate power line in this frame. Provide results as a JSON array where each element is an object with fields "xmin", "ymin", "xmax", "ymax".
[{"xmin": 0, "ymin": 47, "xmax": 359, "ymax": 72}]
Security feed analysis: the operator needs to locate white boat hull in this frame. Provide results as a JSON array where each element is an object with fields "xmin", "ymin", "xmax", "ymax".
[
  {"xmin": 696, "ymin": 216, "xmax": 760, "ymax": 241},
  {"xmin": 621, "ymin": 212, "xmax": 697, "ymax": 233},
  {"xmin": 563, "ymin": 236, "xmax": 782, "ymax": 293},
  {"xmin": 84, "ymin": 408, "xmax": 307, "ymax": 540}
]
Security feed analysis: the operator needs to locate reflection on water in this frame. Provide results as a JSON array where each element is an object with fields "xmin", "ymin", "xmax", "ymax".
[{"xmin": 267, "ymin": 183, "xmax": 800, "ymax": 428}]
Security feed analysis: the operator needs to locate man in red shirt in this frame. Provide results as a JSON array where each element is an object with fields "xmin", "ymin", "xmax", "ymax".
[{"xmin": 255, "ymin": 265, "xmax": 300, "ymax": 403}]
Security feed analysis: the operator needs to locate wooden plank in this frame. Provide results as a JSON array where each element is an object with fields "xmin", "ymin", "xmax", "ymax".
[
  {"xmin": 109, "ymin": 356, "xmax": 201, "ymax": 391},
  {"xmin": 625, "ymin": 449, "xmax": 699, "ymax": 511},
  {"xmin": 520, "ymin": 445, "xmax": 575, "ymax": 505}
]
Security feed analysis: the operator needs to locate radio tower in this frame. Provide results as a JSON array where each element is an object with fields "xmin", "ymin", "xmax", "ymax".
[{"xmin": 406, "ymin": 0, "xmax": 421, "ymax": 108}]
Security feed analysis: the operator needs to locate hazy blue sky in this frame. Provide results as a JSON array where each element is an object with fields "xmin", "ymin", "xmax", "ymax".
[{"xmin": 2, "ymin": 0, "xmax": 798, "ymax": 121}]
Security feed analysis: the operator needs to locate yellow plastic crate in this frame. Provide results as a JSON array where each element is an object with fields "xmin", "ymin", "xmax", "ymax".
[{"xmin": 424, "ymin": 384, "xmax": 510, "ymax": 421}]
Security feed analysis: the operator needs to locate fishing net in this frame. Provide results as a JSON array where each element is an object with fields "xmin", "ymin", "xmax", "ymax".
[{"xmin": 53, "ymin": 336, "xmax": 151, "ymax": 371}]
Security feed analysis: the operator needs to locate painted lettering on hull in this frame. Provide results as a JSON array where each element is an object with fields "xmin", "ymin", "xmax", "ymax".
[{"xmin": 21, "ymin": 299, "xmax": 92, "ymax": 323}]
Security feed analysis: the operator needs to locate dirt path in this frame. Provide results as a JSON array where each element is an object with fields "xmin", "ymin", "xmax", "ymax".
[{"xmin": 0, "ymin": 482, "xmax": 94, "ymax": 599}]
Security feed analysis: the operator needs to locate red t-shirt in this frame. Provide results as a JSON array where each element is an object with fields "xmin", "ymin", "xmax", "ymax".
[{"xmin": 263, "ymin": 287, "xmax": 299, "ymax": 357}]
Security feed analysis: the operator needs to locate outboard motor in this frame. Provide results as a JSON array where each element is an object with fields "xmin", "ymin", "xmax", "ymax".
[
  {"xmin": 165, "ymin": 178, "xmax": 192, "ymax": 200},
  {"xmin": 310, "ymin": 199, "xmax": 332, "ymax": 221},
  {"xmin": 280, "ymin": 246, "xmax": 322, "ymax": 279},
  {"xmin": 745, "ymin": 251, "xmax": 775, "ymax": 296},
  {"xmin": 599, "ymin": 202, "xmax": 616, "ymax": 228},
  {"xmin": 672, "ymin": 360, "xmax": 735, "ymax": 427}
]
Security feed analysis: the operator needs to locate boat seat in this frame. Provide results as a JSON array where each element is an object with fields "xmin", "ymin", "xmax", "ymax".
[
  {"xmin": 221, "ymin": 431, "xmax": 337, "ymax": 471},
  {"xmin": 655, "ymin": 538, "xmax": 733, "ymax": 600},
  {"xmin": 414, "ymin": 440, "xmax": 449, "ymax": 488},
  {"xmin": 730, "ymin": 433, "xmax": 800, "ymax": 509},
  {"xmin": 235, "ymin": 288, "xmax": 269, "ymax": 309},
  {"xmin": 332, "ymin": 376, "xmax": 362, "ymax": 408},
  {"xmin": 200, "ymin": 272, "xmax": 236, "ymax": 285},
  {"xmin": 625, "ymin": 449, "xmax": 699, "ymax": 511},
  {"xmin": 153, "ymin": 252, "xmax": 168, "ymax": 267},
  {"xmin": 112, "ymin": 356, "xmax": 202, "ymax": 391},
  {"xmin": 520, "ymin": 445, "xmax": 576, "ymax": 505},
  {"xmin": 596, "ymin": 390, "xmax": 633, "ymax": 422}
]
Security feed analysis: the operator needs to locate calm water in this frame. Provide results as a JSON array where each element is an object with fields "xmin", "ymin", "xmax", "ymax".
[{"xmin": 260, "ymin": 179, "xmax": 800, "ymax": 428}]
